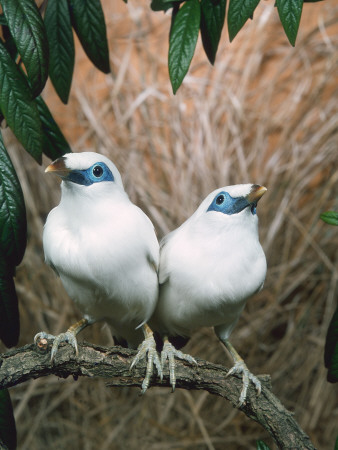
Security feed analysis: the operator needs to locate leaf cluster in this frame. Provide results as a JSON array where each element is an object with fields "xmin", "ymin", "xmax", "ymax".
[
  {"xmin": 0, "ymin": 1, "xmax": 110, "ymax": 447},
  {"xmin": 151, "ymin": 0, "xmax": 324, "ymax": 93}
]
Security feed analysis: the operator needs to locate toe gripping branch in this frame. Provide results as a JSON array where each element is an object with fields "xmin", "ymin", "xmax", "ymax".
[
  {"xmin": 34, "ymin": 317, "xmax": 94, "ymax": 362},
  {"xmin": 130, "ymin": 323, "xmax": 163, "ymax": 394},
  {"xmin": 222, "ymin": 339, "xmax": 261, "ymax": 406},
  {"xmin": 161, "ymin": 336, "xmax": 197, "ymax": 392}
]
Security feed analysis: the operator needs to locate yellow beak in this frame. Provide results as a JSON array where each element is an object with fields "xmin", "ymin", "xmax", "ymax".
[{"xmin": 246, "ymin": 185, "xmax": 267, "ymax": 204}]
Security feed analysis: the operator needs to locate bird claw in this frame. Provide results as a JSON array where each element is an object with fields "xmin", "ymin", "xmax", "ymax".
[
  {"xmin": 34, "ymin": 330, "xmax": 79, "ymax": 363},
  {"xmin": 226, "ymin": 360, "xmax": 261, "ymax": 406},
  {"xmin": 34, "ymin": 331, "xmax": 55, "ymax": 345},
  {"xmin": 130, "ymin": 334, "xmax": 162, "ymax": 394},
  {"xmin": 161, "ymin": 340, "xmax": 197, "ymax": 392}
]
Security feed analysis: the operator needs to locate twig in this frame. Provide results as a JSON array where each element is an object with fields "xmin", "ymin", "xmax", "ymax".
[{"xmin": 0, "ymin": 342, "xmax": 316, "ymax": 449}]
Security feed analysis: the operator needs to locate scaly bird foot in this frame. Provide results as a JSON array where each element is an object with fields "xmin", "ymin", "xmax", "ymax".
[
  {"xmin": 34, "ymin": 317, "xmax": 92, "ymax": 363},
  {"xmin": 130, "ymin": 332, "xmax": 162, "ymax": 394},
  {"xmin": 34, "ymin": 330, "xmax": 79, "ymax": 363},
  {"xmin": 226, "ymin": 360, "xmax": 261, "ymax": 406},
  {"xmin": 161, "ymin": 339, "xmax": 197, "ymax": 392}
]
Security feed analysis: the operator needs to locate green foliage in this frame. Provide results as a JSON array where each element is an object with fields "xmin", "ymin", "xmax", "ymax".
[
  {"xmin": 0, "ymin": 389, "xmax": 16, "ymax": 450},
  {"xmin": 228, "ymin": 0, "xmax": 260, "ymax": 42},
  {"xmin": 0, "ymin": 132, "xmax": 25, "ymax": 348},
  {"xmin": 44, "ymin": 0, "xmax": 75, "ymax": 104},
  {"xmin": 0, "ymin": 133, "xmax": 27, "ymax": 268},
  {"xmin": 320, "ymin": 211, "xmax": 338, "ymax": 227},
  {"xmin": 1, "ymin": 0, "xmax": 49, "ymax": 97},
  {"xmin": 256, "ymin": 440, "xmax": 271, "ymax": 450},
  {"xmin": 321, "ymin": 213, "xmax": 338, "ymax": 383},
  {"xmin": 0, "ymin": 261, "xmax": 20, "ymax": 349},
  {"xmin": 151, "ymin": 0, "xmax": 182, "ymax": 12},
  {"xmin": 276, "ymin": 0, "xmax": 303, "ymax": 46},
  {"xmin": 200, "ymin": 0, "xmax": 226, "ymax": 65},
  {"xmin": 35, "ymin": 96, "xmax": 72, "ymax": 160},
  {"xmin": 0, "ymin": 39, "xmax": 43, "ymax": 163},
  {"xmin": 320, "ymin": 211, "xmax": 338, "ymax": 383},
  {"xmin": 324, "ymin": 306, "xmax": 338, "ymax": 383},
  {"xmin": 69, "ymin": 0, "xmax": 110, "ymax": 74},
  {"xmin": 169, "ymin": 0, "xmax": 200, "ymax": 94},
  {"xmin": 155, "ymin": 0, "xmax": 323, "ymax": 93}
]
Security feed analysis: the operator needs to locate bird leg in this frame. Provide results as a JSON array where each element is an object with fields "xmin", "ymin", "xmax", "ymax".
[
  {"xmin": 221, "ymin": 339, "xmax": 261, "ymax": 406},
  {"xmin": 130, "ymin": 323, "xmax": 162, "ymax": 394},
  {"xmin": 161, "ymin": 336, "xmax": 197, "ymax": 392},
  {"xmin": 34, "ymin": 316, "xmax": 95, "ymax": 362}
]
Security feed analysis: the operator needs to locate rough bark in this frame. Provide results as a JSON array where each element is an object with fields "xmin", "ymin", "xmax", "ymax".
[{"xmin": 0, "ymin": 342, "xmax": 316, "ymax": 449}]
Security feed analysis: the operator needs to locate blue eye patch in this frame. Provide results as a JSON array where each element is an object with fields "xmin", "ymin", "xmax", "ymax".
[
  {"xmin": 63, "ymin": 162, "xmax": 114, "ymax": 186},
  {"xmin": 207, "ymin": 191, "xmax": 256, "ymax": 215}
]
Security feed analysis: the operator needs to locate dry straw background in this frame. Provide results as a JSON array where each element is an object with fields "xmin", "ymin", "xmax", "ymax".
[{"xmin": 1, "ymin": 1, "xmax": 338, "ymax": 449}]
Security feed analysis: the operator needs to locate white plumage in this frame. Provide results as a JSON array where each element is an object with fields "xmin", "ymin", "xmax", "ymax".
[
  {"xmin": 35, "ymin": 152, "xmax": 161, "ymax": 391},
  {"xmin": 152, "ymin": 184, "xmax": 267, "ymax": 404}
]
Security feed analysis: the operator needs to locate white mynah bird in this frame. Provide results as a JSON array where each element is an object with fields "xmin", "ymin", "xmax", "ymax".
[
  {"xmin": 35, "ymin": 152, "xmax": 161, "ymax": 392},
  {"xmin": 152, "ymin": 184, "xmax": 267, "ymax": 405}
]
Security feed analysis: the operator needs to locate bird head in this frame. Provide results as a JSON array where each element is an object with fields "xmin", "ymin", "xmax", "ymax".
[
  {"xmin": 190, "ymin": 184, "xmax": 267, "ymax": 232},
  {"xmin": 206, "ymin": 184, "xmax": 267, "ymax": 216},
  {"xmin": 45, "ymin": 152, "xmax": 124, "ymax": 191}
]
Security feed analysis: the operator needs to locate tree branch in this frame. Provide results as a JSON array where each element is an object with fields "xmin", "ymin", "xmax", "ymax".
[{"xmin": 0, "ymin": 342, "xmax": 315, "ymax": 449}]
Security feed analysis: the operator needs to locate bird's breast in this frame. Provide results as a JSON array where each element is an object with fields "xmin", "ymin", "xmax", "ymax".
[
  {"xmin": 43, "ymin": 202, "xmax": 159, "ymax": 327},
  {"xmin": 156, "ymin": 226, "xmax": 266, "ymax": 336}
]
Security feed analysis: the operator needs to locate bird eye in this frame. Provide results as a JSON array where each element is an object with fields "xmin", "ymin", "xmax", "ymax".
[
  {"xmin": 216, "ymin": 194, "xmax": 225, "ymax": 205},
  {"xmin": 92, "ymin": 165, "xmax": 104, "ymax": 178}
]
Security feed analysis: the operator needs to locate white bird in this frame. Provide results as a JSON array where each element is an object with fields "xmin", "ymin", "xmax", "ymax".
[
  {"xmin": 35, "ymin": 152, "xmax": 161, "ymax": 392},
  {"xmin": 152, "ymin": 184, "xmax": 267, "ymax": 405}
]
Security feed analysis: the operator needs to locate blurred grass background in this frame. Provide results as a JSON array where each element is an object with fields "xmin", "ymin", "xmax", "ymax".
[{"xmin": 1, "ymin": 1, "xmax": 337, "ymax": 448}]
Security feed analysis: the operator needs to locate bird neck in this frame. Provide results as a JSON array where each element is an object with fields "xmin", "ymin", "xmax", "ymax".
[{"xmin": 60, "ymin": 180, "xmax": 130, "ymax": 213}]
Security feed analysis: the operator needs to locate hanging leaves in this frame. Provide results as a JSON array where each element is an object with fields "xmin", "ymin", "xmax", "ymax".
[
  {"xmin": 0, "ymin": 40, "xmax": 43, "ymax": 163},
  {"xmin": 276, "ymin": 0, "xmax": 304, "ymax": 46},
  {"xmin": 44, "ymin": 0, "xmax": 75, "ymax": 104},
  {"xmin": 200, "ymin": 0, "xmax": 226, "ymax": 65},
  {"xmin": 69, "ymin": 0, "xmax": 110, "ymax": 73},
  {"xmin": 1, "ymin": 0, "xmax": 49, "ymax": 96},
  {"xmin": 168, "ymin": 0, "xmax": 201, "ymax": 94},
  {"xmin": 227, "ymin": 0, "xmax": 260, "ymax": 42}
]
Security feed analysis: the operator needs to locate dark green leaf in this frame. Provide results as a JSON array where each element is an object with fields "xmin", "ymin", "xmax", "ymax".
[
  {"xmin": 276, "ymin": 0, "xmax": 303, "ymax": 46},
  {"xmin": 1, "ymin": 24, "xmax": 19, "ymax": 60},
  {"xmin": 151, "ymin": 0, "xmax": 181, "ymax": 12},
  {"xmin": 68, "ymin": 0, "xmax": 110, "ymax": 74},
  {"xmin": 335, "ymin": 435, "xmax": 338, "ymax": 450},
  {"xmin": 256, "ymin": 440, "xmax": 272, "ymax": 450},
  {"xmin": 169, "ymin": 0, "xmax": 201, "ymax": 94},
  {"xmin": 200, "ymin": 0, "xmax": 226, "ymax": 65},
  {"xmin": 0, "ymin": 14, "xmax": 7, "ymax": 26},
  {"xmin": 0, "ymin": 389, "xmax": 17, "ymax": 450},
  {"xmin": 227, "ymin": 0, "xmax": 260, "ymax": 42},
  {"xmin": 0, "ymin": 256, "xmax": 19, "ymax": 348},
  {"xmin": 0, "ymin": 40, "xmax": 43, "ymax": 163},
  {"xmin": 320, "ymin": 211, "xmax": 338, "ymax": 226},
  {"xmin": 45, "ymin": 0, "xmax": 75, "ymax": 104},
  {"xmin": 324, "ymin": 307, "xmax": 338, "ymax": 383},
  {"xmin": 35, "ymin": 96, "xmax": 72, "ymax": 160},
  {"xmin": 0, "ymin": 131, "xmax": 27, "ymax": 267},
  {"xmin": 1, "ymin": 0, "xmax": 49, "ymax": 97}
]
